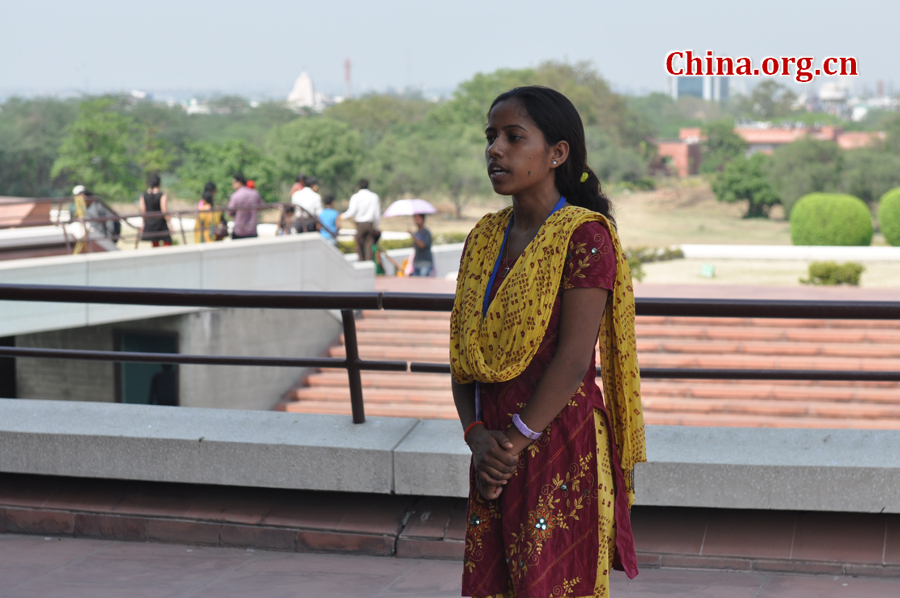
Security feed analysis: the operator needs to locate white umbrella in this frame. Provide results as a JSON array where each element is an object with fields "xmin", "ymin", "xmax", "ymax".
[{"xmin": 382, "ymin": 198, "xmax": 437, "ymax": 218}]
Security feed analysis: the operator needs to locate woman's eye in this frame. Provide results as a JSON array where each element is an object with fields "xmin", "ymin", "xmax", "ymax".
[{"xmin": 486, "ymin": 135, "xmax": 496, "ymax": 144}]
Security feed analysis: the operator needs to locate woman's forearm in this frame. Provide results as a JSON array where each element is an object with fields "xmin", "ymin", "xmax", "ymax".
[{"xmin": 452, "ymin": 379, "xmax": 477, "ymax": 431}]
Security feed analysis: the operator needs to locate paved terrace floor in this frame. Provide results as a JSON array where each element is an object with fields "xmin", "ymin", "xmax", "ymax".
[{"xmin": 2, "ymin": 533, "xmax": 900, "ymax": 598}]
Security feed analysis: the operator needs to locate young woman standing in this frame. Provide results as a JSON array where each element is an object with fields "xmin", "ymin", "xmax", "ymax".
[
  {"xmin": 139, "ymin": 174, "xmax": 172, "ymax": 247},
  {"xmin": 451, "ymin": 86, "xmax": 645, "ymax": 597}
]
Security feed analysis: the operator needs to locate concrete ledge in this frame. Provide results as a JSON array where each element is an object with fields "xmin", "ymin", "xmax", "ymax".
[
  {"xmin": 0, "ymin": 400, "xmax": 416, "ymax": 494},
  {"xmin": 393, "ymin": 419, "xmax": 469, "ymax": 497},
  {"xmin": 2, "ymin": 400, "xmax": 900, "ymax": 513},
  {"xmin": 637, "ymin": 426, "xmax": 900, "ymax": 513}
]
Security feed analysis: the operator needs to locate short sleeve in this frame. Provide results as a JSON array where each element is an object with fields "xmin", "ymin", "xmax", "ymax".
[{"xmin": 563, "ymin": 221, "xmax": 616, "ymax": 291}]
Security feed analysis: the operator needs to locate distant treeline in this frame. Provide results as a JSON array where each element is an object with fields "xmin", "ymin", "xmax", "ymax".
[{"xmin": 1, "ymin": 63, "xmax": 896, "ymax": 219}]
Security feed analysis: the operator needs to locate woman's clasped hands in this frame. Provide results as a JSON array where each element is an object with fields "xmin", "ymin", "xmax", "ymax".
[{"xmin": 465, "ymin": 425, "xmax": 520, "ymax": 500}]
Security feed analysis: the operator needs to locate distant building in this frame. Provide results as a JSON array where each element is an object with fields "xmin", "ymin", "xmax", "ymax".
[
  {"xmin": 668, "ymin": 76, "xmax": 729, "ymax": 103},
  {"xmin": 655, "ymin": 140, "xmax": 701, "ymax": 177},
  {"xmin": 656, "ymin": 125, "xmax": 887, "ymax": 176},
  {"xmin": 287, "ymin": 71, "xmax": 334, "ymax": 112},
  {"xmin": 288, "ymin": 72, "xmax": 316, "ymax": 110}
]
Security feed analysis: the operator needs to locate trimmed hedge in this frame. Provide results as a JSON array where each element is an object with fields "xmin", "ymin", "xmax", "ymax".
[
  {"xmin": 879, "ymin": 187, "xmax": 900, "ymax": 246},
  {"xmin": 800, "ymin": 261, "xmax": 865, "ymax": 286},
  {"xmin": 790, "ymin": 193, "xmax": 873, "ymax": 246}
]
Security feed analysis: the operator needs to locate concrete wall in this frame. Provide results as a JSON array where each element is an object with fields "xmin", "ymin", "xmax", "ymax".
[
  {"xmin": 2, "ymin": 400, "xmax": 899, "ymax": 514},
  {"xmin": 0, "ymin": 234, "xmax": 374, "ymax": 338},
  {"xmin": 15, "ymin": 308, "xmax": 341, "ymax": 410},
  {"xmin": 345, "ymin": 243, "xmax": 464, "ymax": 279},
  {"xmin": 3, "ymin": 234, "xmax": 373, "ymax": 410}
]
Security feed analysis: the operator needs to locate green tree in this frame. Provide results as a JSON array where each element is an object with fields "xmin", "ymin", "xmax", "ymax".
[
  {"xmin": 175, "ymin": 139, "xmax": 276, "ymax": 201},
  {"xmin": 699, "ymin": 120, "xmax": 747, "ymax": 173},
  {"xmin": 266, "ymin": 117, "xmax": 363, "ymax": 199},
  {"xmin": 883, "ymin": 113, "xmax": 900, "ymax": 155},
  {"xmin": 51, "ymin": 98, "xmax": 141, "ymax": 201},
  {"xmin": 325, "ymin": 93, "xmax": 433, "ymax": 148},
  {"xmin": 766, "ymin": 137, "xmax": 843, "ymax": 216},
  {"xmin": 0, "ymin": 97, "xmax": 79, "ymax": 196},
  {"xmin": 735, "ymin": 80, "xmax": 797, "ymax": 120},
  {"xmin": 360, "ymin": 124, "xmax": 490, "ymax": 218},
  {"xmin": 839, "ymin": 149, "xmax": 900, "ymax": 206},
  {"xmin": 585, "ymin": 128, "xmax": 648, "ymax": 185},
  {"xmin": 711, "ymin": 153, "xmax": 780, "ymax": 218}
]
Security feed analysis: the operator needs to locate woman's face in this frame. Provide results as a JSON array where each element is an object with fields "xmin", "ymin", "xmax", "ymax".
[{"xmin": 484, "ymin": 99, "xmax": 559, "ymax": 197}]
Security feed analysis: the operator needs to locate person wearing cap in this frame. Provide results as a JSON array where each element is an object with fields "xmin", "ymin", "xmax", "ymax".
[{"xmin": 227, "ymin": 173, "xmax": 265, "ymax": 239}]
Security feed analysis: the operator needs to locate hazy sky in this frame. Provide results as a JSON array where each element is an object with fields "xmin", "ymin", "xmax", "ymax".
[{"xmin": 2, "ymin": 0, "xmax": 896, "ymax": 98}]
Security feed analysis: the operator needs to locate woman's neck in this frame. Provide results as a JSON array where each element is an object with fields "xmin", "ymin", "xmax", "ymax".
[{"xmin": 510, "ymin": 187, "xmax": 562, "ymax": 232}]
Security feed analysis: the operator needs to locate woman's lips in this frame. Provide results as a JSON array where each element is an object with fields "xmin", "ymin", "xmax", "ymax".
[{"xmin": 489, "ymin": 167, "xmax": 509, "ymax": 182}]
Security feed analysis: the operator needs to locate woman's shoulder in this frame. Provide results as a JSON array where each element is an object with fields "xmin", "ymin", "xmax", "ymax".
[{"xmin": 570, "ymin": 219, "xmax": 610, "ymax": 244}]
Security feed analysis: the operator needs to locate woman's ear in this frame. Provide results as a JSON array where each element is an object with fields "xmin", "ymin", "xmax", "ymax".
[{"xmin": 551, "ymin": 141, "xmax": 570, "ymax": 168}]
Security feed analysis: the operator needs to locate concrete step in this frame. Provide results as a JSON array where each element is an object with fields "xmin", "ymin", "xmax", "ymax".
[
  {"xmin": 360, "ymin": 310, "xmax": 450, "ymax": 320},
  {"xmin": 306, "ymin": 371, "xmax": 451, "ymax": 390},
  {"xmin": 641, "ymin": 381, "xmax": 900, "ymax": 403},
  {"xmin": 637, "ymin": 316, "xmax": 900, "ymax": 329},
  {"xmin": 356, "ymin": 319, "xmax": 450, "ymax": 333},
  {"xmin": 291, "ymin": 386, "xmax": 453, "ymax": 404},
  {"xmin": 639, "ymin": 353, "xmax": 900, "ymax": 371},
  {"xmin": 282, "ymin": 400, "xmax": 459, "ymax": 420}
]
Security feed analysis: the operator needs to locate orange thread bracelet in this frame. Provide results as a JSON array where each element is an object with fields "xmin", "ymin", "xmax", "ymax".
[{"xmin": 464, "ymin": 420, "xmax": 485, "ymax": 442}]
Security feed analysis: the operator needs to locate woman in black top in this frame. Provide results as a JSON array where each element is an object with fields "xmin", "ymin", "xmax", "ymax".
[{"xmin": 140, "ymin": 174, "xmax": 172, "ymax": 247}]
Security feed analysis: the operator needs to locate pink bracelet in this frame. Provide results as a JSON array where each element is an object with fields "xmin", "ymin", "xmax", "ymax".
[{"xmin": 512, "ymin": 414, "xmax": 541, "ymax": 440}]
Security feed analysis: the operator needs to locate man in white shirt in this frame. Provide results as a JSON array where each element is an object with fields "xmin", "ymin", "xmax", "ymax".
[
  {"xmin": 291, "ymin": 175, "xmax": 322, "ymax": 233},
  {"xmin": 341, "ymin": 179, "xmax": 381, "ymax": 261}
]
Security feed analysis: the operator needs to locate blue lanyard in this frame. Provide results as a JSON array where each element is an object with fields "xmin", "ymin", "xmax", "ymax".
[{"xmin": 481, "ymin": 196, "xmax": 567, "ymax": 317}]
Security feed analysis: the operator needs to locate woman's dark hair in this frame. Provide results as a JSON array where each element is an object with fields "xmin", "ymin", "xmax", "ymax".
[
  {"xmin": 148, "ymin": 174, "xmax": 161, "ymax": 188},
  {"xmin": 372, "ymin": 230, "xmax": 382, "ymax": 243},
  {"xmin": 201, "ymin": 190, "xmax": 215, "ymax": 204},
  {"xmin": 203, "ymin": 181, "xmax": 217, "ymax": 193},
  {"xmin": 296, "ymin": 173, "xmax": 306, "ymax": 183},
  {"xmin": 488, "ymin": 86, "xmax": 614, "ymax": 223}
]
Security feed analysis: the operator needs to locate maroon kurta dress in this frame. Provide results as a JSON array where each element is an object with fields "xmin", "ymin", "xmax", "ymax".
[{"xmin": 462, "ymin": 221, "xmax": 637, "ymax": 598}]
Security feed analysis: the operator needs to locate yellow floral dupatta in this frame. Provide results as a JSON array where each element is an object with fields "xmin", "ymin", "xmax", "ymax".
[{"xmin": 450, "ymin": 204, "xmax": 646, "ymax": 493}]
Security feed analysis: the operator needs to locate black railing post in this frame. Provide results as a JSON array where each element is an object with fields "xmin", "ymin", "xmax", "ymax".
[{"xmin": 341, "ymin": 309, "xmax": 366, "ymax": 424}]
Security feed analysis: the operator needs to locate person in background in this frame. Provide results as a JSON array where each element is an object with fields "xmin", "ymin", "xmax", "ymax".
[
  {"xmin": 371, "ymin": 230, "xmax": 386, "ymax": 275},
  {"xmin": 288, "ymin": 173, "xmax": 305, "ymax": 197},
  {"xmin": 69, "ymin": 184, "xmax": 89, "ymax": 254},
  {"xmin": 195, "ymin": 182, "xmax": 223, "ymax": 243},
  {"xmin": 292, "ymin": 175, "xmax": 322, "ymax": 232},
  {"xmin": 408, "ymin": 213, "xmax": 434, "ymax": 276},
  {"xmin": 317, "ymin": 194, "xmax": 340, "ymax": 246},
  {"xmin": 82, "ymin": 189, "xmax": 121, "ymax": 244},
  {"xmin": 341, "ymin": 179, "xmax": 381, "ymax": 261},
  {"xmin": 227, "ymin": 173, "xmax": 264, "ymax": 239},
  {"xmin": 139, "ymin": 174, "xmax": 172, "ymax": 247}
]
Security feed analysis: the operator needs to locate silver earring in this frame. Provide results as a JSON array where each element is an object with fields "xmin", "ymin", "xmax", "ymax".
[{"xmin": 552, "ymin": 161, "xmax": 557, "ymax": 165}]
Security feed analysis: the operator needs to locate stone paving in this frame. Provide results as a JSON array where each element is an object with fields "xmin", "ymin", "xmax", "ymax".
[{"xmin": 2, "ymin": 533, "xmax": 900, "ymax": 598}]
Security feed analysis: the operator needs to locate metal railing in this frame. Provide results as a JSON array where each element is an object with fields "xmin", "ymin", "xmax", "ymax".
[
  {"xmin": 0, "ymin": 197, "xmax": 338, "ymax": 253},
  {"xmin": 1, "ymin": 283, "xmax": 899, "ymax": 424}
]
